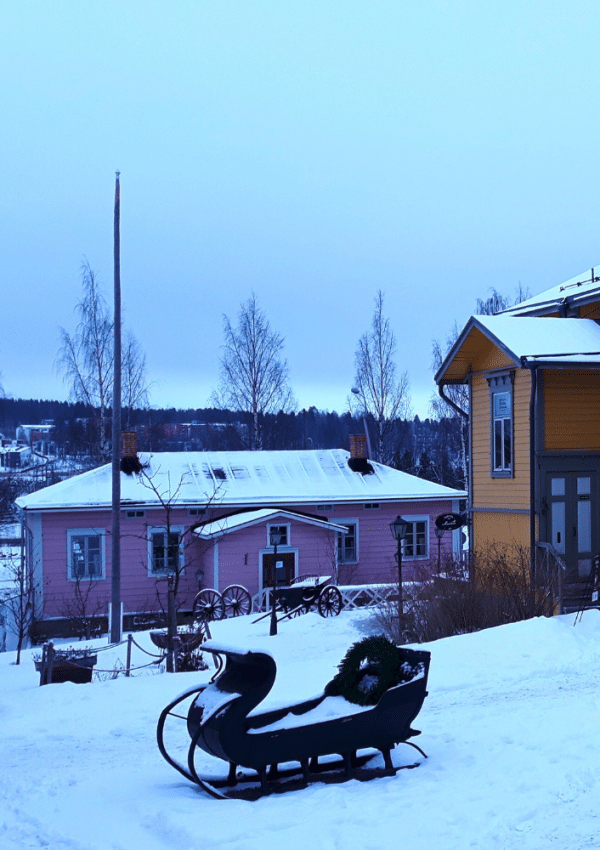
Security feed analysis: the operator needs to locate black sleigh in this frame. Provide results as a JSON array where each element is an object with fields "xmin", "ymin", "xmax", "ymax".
[{"xmin": 157, "ymin": 640, "xmax": 431, "ymax": 799}]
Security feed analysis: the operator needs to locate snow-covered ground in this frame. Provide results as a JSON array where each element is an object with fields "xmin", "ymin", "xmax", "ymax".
[{"xmin": 2, "ymin": 608, "xmax": 600, "ymax": 850}]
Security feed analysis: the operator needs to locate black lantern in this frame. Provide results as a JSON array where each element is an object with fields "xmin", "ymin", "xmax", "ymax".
[
  {"xmin": 390, "ymin": 516, "xmax": 410, "ymax": 542},
  {"xmin": 389, "ymin": 516, "xmax": 409, "ymax": 640}
]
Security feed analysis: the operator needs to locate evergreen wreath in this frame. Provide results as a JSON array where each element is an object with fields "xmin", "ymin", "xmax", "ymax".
[{"xmin": 328, "ymin": 635, "xmax": 417, "ymax": 706}]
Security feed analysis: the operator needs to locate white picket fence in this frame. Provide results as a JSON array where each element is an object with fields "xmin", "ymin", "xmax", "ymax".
[{"xmin": 252, "ymin": 582, "xmax": 397, "ymax": 614}]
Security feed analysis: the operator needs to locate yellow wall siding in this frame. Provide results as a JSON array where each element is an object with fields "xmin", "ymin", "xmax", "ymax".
[
  {"xmin": 471, "ymin": 369, "xmax": 531, "ymax": 511},
  {"xmin": 472, "ymin": 511, "xmax": 530, "ymax": 551},
  {"xmin": 544, "ymin": 371, "xmax": 600, "ymax": 450}
]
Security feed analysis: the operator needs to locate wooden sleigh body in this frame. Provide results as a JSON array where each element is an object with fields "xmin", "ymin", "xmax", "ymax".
[{"xmin": 157, "ymin": 642, "xmax": 430, "ymax": 799}]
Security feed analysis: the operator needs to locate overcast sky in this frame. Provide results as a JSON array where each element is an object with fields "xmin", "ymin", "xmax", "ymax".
[{"xmin": 2, "ymin": 1, "xmax": 600, "ymax": 419}]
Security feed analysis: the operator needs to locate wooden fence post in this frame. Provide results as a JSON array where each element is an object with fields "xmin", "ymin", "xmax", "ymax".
[{"xmin": 126, "ymin": 633, "xmax": 133, "ymax": 677}]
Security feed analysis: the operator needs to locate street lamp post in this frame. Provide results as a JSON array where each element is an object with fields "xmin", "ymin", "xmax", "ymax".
[
  {"xmin": 269, "ymin": 528, "xmax": 283, "ymax": 636},
  {"xmin": 390, "ymin": 516, "xmax": 409, "ymax": 641},
  {"xmin": 435, "ymin": 526, "xmax": 445, "ymax": 574}
]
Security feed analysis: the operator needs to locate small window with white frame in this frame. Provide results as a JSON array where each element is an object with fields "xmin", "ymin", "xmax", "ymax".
[
  {"xmin": 402, "ymin": 517, "xmax": 429, "ymax": 559},
  {"xmin": 487, "ymin": 373, "xmax": 514, "ymax": 478},
  {"xmin": 337, "ymin": 521, "xmax": 358, "ymax": 563},
  {"xmin": 364, "ymin": 502, "xmax": 380, "ymax": 510},
  {"xmin": 267, "ymin": 524, "xmax": 289, "ymax": 547},
  {"xmin": 148, "ymin": 526, "xmax": 184, "ymax": 575},
  {"xmin": 68, "ymin": 529, "xmax": 106, "ymax": 581}
]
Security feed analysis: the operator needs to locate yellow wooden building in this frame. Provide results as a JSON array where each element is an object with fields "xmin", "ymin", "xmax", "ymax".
[{"xmin": 435, "ymin": 266, "xmax": 600, "ymax": 608}]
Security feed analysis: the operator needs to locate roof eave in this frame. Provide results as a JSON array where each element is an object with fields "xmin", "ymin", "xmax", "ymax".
[{"xmin": 435, "ymin": 316, "xmax": 521, "ymax": 384}]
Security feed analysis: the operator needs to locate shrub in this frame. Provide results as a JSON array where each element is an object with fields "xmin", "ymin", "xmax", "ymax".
[{"xmin": 372, "ymin": 543, "xmax": 554, "ymax": 644}]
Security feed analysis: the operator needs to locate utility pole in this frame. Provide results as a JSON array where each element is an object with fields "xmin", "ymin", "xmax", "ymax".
[{"xmin": 111, "ymin": 171, "xmax": 122, "ymax": 643}]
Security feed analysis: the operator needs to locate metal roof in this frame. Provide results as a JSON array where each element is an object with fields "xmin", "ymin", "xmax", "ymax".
[{"xmin": 16, "ymin": 449, "xmax": 465, "ymax": 511}]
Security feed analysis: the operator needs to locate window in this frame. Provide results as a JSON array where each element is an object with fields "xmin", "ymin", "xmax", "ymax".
[
  {"xmin": 364, "ymin": 502, "xmax": 380, "ymax": 510},
  {"xmin": 402, "ymin": 518, "xmax": 429, "ymax": 559},
  {"xmin": 68, "ymin": 530, "xmax": 105, "ymax": 581},
  {"xmin": 337, "ymin": 521, "xmax": 358, "ymax": 563},
  {"xmin": 125, "ymin": 509, "xmax": 145, "ymax": 518},
  {"xmin": 188, "ymin": 507, "xmax": 205, "ymax": 517},
  {"xmin": 316, "ymin": 504, "xmax": 334, "ymax": 512},
  {"xmin": 148, "ymin": 527, "xmax": 184, "ymax": 575},
  {"xmin": 488, "ymin": 373, "xmax": 514, "ymax": 477},
  {"xmin": 267, "ymin": 524, "xmax": 289, "ymax": 546}
]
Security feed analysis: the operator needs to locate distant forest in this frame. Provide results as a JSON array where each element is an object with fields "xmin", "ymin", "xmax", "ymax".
[{"xmin": 0, "ymin": 397, "xmax": 466, "ymax": 491}]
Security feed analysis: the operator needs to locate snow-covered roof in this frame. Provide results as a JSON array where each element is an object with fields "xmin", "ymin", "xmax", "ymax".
[
  {"xmin": 15, "ymin": 449, "xmax": 465, "ymax": 512},
  {"xmin": 499, "ymin": 265, "xmax": 600, "ymax": 316},
  {"xmin": 436, "ymin": 316, "xmax": 600, "ymax": 383},
  {"xmin": 195, "ymin": 509, "xmax": 349, "ymax": 539}
]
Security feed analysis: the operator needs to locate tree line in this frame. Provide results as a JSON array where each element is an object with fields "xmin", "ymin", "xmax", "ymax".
[{"xmin": 0, "ymin": 259, "xmax": 530, "ymax": 490}]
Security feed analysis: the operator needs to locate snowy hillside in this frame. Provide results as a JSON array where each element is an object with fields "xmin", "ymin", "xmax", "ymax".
[{"xmin": 2, "ymin": 608, "xmax": 600, "ymax": 850}]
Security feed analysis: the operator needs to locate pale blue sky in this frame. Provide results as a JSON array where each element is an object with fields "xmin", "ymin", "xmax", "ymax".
[{"xmin": 2, "ymin": 1, "xmax": 600, "ymax": 417}]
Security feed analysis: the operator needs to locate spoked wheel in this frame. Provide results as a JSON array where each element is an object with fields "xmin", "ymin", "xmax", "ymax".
[
  {"xmin": 318, "ymin": 586, "xmax": 343, "ymax": 617},
  {"xmin": 222, "ymin": 584, "xmax": 252, "ymax": 617},
  {"xmin": 193, "ymin": 588, "xmax": 225, "ymax": 622}
]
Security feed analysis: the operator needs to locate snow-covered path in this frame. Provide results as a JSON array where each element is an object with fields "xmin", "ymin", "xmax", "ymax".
[{"xmin": 2, "ymin": 610, "xmax": 600, "ymax": 850}]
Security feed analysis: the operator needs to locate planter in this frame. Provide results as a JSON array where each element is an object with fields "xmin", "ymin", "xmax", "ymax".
[
  {"xmin": 150, "ymin": 629, "xmax": 204, "ymax": 652},
  {"xmin": 34, "ymin": 651, "xmax": 97, "ymax": 685}
]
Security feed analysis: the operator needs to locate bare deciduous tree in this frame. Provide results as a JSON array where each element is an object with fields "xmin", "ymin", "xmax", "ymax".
[
  {"xmin": 212, "ymin": 294, "xmax": 295, "ymax": 450},
  {"xmin": 122, "ymin": 330, "xmax": 150, "ymax": 428},
  {"xmin": 352, "ymin": 291, "xmax": 411, "ymax": 464},
  {"xmin": 57, "ymin": 261, "xmax": 150, "ymax": 459},
  {"xmin": 1, "ymin": 550, "xmax": 38, "ymax": 664}
]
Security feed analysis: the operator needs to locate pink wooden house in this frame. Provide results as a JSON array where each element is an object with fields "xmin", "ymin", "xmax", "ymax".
[{"xmin": 16, "ymin": 443, "xmax": 465, "ymax": 633}]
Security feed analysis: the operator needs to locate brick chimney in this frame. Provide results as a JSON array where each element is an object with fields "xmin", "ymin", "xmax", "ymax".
[
  {"xmin": 348, "ymin": 434, "xmax": 374, "ymax": 475},
  {"xmin": 121, "ymin": 431, "xmax": 138, "ymax": 458},
  {"xmin": 349, "ymin": 434, "xmax": 368, "ymax": 460}
]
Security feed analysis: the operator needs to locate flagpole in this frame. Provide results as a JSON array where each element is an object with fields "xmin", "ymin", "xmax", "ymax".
[{"xmin": 111, "ymin": 171, "xmax": 122, "ymax": 643}]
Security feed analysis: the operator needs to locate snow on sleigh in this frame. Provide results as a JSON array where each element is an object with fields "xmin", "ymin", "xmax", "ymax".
[{"xmin": 157, "ymin": 635, "xmax": 431, "ymax": 800}]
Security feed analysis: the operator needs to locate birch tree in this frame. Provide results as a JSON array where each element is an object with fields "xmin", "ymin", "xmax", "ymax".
[
  {"xmin": 212, "ymin": 294, "xmax": 295, "ymax": 450},
  {"xmin": 352, "ymin": 291, "xmax": 411, "ymax": 464},
  {"xmin": 57, "ymin": 261, "xmax": 149, "ymax": 458}
]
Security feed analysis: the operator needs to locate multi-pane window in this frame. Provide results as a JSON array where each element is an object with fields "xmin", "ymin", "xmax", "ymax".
[
  {"xmin": 403, "ymin": 519, "xmax": 429, "ymax": 559},
  {"xmin": 268, "ymin": 524, "xmax": 289, "ymax": 546},
  {"xmin": 149, "ymin": 527, "xmax": 184, "ymax": 574},
  {"xmin": 68, "ymin": 531, "xmax": 105, "ymax": 580},
  {"xmin": 488, "ymin": 374, "xmax": 514, "ymax": 477},
  {"xmin": 337, "ymin": 522, "xmax": 358, "ymax": 563}
]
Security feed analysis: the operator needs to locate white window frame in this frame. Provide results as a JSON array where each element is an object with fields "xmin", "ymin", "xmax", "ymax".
[
  {"xmin": 402, "ymin": 516, "xmax": 429, "ymax": 560},
  {"xmin": 67, "ymin": 529, "xmax": 106, "ymax": 581},
  {"xmin": 148, "ymin": 526, "xmax": 185, "ymax": 576},
  {"xmin": 488, "ymin": 373, "xmax": 514, "ymax": 478},
  {"xmin": 266, "ymin": 523, "xmax": 290, "ymax": 548},
  {"xmin": 337, "ymin": 519, "xmax": 359, "ymax": 564}
]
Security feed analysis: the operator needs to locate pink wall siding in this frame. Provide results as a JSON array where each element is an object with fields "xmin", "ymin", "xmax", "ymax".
[{"xmin": 35, "ymin": 498, "xmax": 459, "ymax": 619}]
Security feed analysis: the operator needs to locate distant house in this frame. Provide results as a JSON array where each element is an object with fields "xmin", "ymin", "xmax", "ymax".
[
  {"xmin": 15, "ymin": 440, "xmax": 465, "ymax": 630},
  {"xmin": 435, "ymin": 265, "xmax": 600, "ymax": 609},
  {"xmin": 0, "ymin": 441, "xmax": 32, "ymax": 470}
]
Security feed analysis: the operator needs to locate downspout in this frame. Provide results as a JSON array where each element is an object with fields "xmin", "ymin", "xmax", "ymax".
[
  {"xmin": 438, "ymin": 383, "xmax": 468, "ymax": 421},
  {"xmin": 439, "ymin": 382, "xmax": 471, "ymax": 577},
  {"xmin": 521, "ymin": 360, "xmax": 539, "ymax": 582}
]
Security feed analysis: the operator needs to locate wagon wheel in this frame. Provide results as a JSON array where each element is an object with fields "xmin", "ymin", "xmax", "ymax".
[
  {"xmin": 193, "ymin": 589, "xmax": 225, "ymax": 622},
  {"xmin": 222, "ymin": 584, "xmax": 252, "ymax": 618},
  {"xmin": 317, "ymin": 586, "xmax": 343, "ymax": 617}
]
